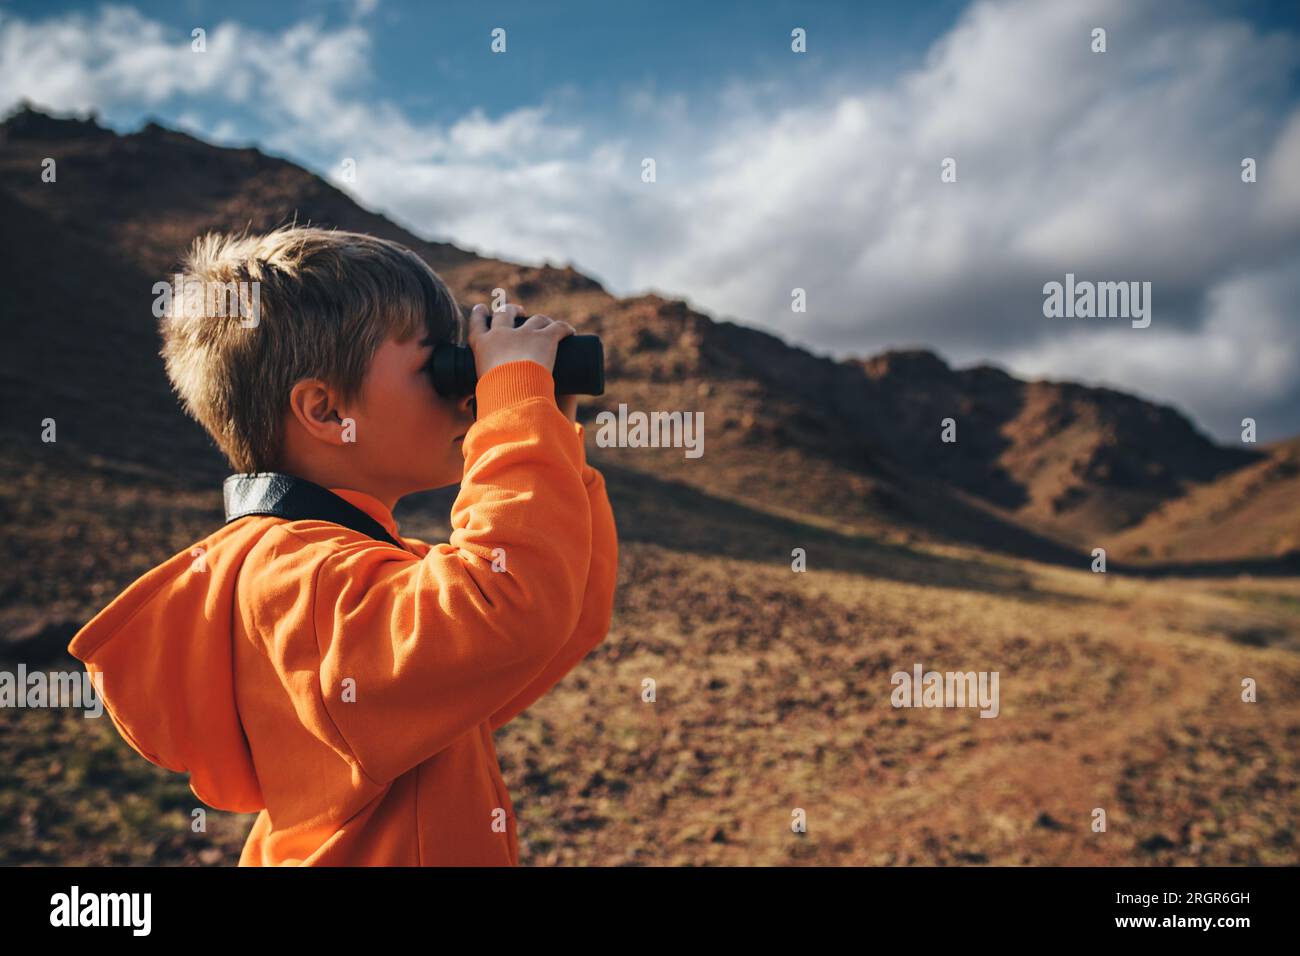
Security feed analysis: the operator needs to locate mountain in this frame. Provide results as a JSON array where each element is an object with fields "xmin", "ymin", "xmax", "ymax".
[{"xmin": 0, "ymin": 103, "xmax": 1294, "ymax": 569}]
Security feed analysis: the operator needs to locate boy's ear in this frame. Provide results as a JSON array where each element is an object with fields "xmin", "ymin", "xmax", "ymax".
[{"xmin": 287, "ymin": 378, "xmax": 349, "ymax": 444}]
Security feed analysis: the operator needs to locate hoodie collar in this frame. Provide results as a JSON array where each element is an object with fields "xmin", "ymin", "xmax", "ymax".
[{"xmin": 328, "ymin": 487, "xmax": 400, "ymax": 540}]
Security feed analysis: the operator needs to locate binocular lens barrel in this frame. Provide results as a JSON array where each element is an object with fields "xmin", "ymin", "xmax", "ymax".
[{"xmin": 425, "ymin": 311, "xmax": 605, "ymax": 398}]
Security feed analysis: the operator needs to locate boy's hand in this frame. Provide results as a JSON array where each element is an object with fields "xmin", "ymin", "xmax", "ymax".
[
  {"xmin": 557, "ymin": 393, "xmax": 578, "ymax": 423},
  {"xmin": 469, "ymin": 303, "xmax": 574, "ymax": 380}
]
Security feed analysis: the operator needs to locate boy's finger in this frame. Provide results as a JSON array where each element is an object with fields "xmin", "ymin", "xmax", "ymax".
[
  {"xmin": 468, "ymin": 304, "xmax": 488, "ymax": 339},
  {"xmin": 492, "ymin": 303, "xmax": 524, "ymax": 328}
]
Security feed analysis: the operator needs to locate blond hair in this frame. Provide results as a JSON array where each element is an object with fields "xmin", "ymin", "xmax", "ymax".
[{"xmin": 159, "ymin": 226, "xmax": 462, "ymax": 474}]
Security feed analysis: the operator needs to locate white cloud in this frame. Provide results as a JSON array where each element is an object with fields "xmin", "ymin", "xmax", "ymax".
[
  {"xmin": 0, "ymin": 7, "xmax": 373, "ymax": 120},
  {"xmin": 445, "ymin": 106, "xmax": 582, "ymax": 160}
]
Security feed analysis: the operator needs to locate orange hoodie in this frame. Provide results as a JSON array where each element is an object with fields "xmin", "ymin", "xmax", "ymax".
[{"xmin": 67, "ymin": 359, "xmax": 618, "ymax": 865}]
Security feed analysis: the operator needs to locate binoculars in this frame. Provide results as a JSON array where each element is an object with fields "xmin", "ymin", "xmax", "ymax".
[{"xmin": 425, "ymin": 310, "xmax": 605, "ymax": 398}]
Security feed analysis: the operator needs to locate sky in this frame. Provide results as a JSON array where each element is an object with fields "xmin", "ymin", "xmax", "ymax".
[{"xmin": 1, "ymin": 0, "xmax": 1298, "ymax": 442}]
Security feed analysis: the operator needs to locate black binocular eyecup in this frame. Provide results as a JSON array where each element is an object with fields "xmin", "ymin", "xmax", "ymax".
[{"xmin": 425, "ymin": 312, "xmax": 605, "ymax": 398}]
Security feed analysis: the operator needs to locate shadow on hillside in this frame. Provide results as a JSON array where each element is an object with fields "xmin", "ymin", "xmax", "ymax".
[
  {"xmin": 868, "ymin": 463, "xmax": 1088, "ymax": 569},
  {"xmin": 590, "ymin": 461, "xmax": 1087, "ymax": 603},
  {"xmin": 1115, "ymin": 554, "xmax": 1300, "ymax": 579}
]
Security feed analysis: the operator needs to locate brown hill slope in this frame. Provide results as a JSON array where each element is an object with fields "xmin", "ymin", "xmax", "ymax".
[{"xmin": 1111, "ymin": 437, "xmax": 1300, "ymax": 563}]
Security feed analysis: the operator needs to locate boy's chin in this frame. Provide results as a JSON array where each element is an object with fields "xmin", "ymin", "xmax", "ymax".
[{"xmin": 416, "ymin": 467, "xmax": 463, "ymax": 492}]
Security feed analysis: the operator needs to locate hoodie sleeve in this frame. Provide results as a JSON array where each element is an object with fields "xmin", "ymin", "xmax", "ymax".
[
  {"xmin": 488, "ymin": 421, "xmax": 618, "ymax": 731},
  {"xmin": 310, "ymin": 359, "xmax": 593, "ymax": 786}
]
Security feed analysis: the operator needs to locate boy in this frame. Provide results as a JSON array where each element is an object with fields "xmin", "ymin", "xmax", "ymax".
[{"xmin": 67, "ymin": 226, "xmax": 618, "ymax": 866}]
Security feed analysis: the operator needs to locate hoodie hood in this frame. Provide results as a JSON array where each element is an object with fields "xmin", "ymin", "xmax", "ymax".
[{"xmin": 67, "ymin": 517, "xmax": 270, "ymax": 813}]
